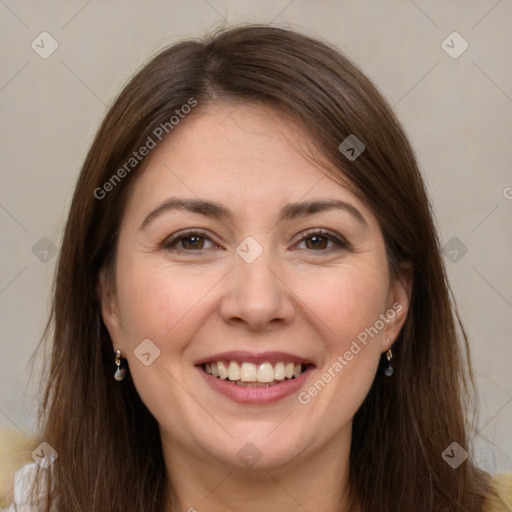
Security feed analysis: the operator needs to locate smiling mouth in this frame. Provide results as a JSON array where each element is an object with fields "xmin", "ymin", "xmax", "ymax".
[{"xmin": 202, "ymin": 361, "xmax": 310, "ymax": 387}]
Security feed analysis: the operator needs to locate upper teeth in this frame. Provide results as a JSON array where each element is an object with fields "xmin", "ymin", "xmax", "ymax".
[{"xmin": 205, "ymin": 361, "xmax": 303, "ymax": 382}]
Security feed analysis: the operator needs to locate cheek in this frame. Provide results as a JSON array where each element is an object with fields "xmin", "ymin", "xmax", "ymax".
[
  {"xmin": 291, "ymin": 267, "xmax": 387, "ymax": 435},
  {"xmin": 292, "ymin": 262, "xmax": 389, "ymax": 351},
  {"xmin": 115, "ymin": 256, "xmax": 223, "ymax": 345},
  {"xmin": 113, "ymin": 259, "xmax": 223, "ymax": 422}
]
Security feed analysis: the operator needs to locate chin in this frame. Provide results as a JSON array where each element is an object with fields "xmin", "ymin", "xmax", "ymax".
[{"xmin": 200, "ymin": 427, "xmax": 310, "ymax": 472}]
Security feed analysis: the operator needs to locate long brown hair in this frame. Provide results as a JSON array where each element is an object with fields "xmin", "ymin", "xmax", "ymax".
[{"xmin": 28, "ymin": 24, "xmax": 502, "ymax": 511}]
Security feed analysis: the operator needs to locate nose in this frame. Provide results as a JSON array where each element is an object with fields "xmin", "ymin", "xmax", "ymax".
[{"xmin": 219, "ymin": 251, "xmax": 296, "ymax": 332}]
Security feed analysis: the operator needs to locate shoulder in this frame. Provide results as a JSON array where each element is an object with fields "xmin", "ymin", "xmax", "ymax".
[{"xmin": 486, "ymin": 472, "xmax": 512, "ymax": 512}]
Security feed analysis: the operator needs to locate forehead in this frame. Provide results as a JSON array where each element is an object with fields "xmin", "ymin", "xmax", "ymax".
[{"xmin": 122, "ymin": 101, "xmax": 374, "ymax": 227}]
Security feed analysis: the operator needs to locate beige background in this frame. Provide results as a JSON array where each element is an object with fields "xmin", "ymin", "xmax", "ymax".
[{"xmin": 0, "ymin": 0, "xmax": 511, "ymax": 474}]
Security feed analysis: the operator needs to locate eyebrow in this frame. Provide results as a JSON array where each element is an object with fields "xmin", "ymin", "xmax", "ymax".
[{"xmin": 139, "ymin": 197, "xmax": 368, "ymax": 231}]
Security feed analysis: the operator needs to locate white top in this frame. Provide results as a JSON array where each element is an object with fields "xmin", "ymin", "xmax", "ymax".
[{"xmin": 2, "ymin": 462, "xmax": 44, "ymax": 512}]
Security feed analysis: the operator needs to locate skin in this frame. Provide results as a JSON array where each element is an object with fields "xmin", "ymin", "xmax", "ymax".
[{"xmin": 100, "ymin": 102, "xmax": 412, "ymax": 512}]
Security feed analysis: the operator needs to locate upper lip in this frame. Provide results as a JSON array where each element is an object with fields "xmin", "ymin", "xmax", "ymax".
[{"xmin": 194, "ymin": 351, "xmax": 316, "ymax": 366}]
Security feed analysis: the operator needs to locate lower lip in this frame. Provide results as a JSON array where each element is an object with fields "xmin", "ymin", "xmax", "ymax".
[{"xmin": 197, "ymin": 366, "xmax": 314, "ymax": 405}]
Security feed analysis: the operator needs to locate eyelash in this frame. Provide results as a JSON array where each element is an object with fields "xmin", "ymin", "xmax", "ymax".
[{"xmin": 160, "ymin": 229, "xmax": 350, "ymax": 253}]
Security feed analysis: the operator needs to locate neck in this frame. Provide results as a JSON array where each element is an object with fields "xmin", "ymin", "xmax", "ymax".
[{"xmin": 160, "ymin": 425, "xmax": 358, "ymax": 512}]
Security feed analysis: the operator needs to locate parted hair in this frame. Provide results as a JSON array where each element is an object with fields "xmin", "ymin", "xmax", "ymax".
[{"xmin": 29, "ymin": 24, "xmax": 502, "ymax": 511}]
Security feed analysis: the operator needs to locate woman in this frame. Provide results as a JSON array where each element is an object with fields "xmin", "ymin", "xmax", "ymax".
[{"xmin": 7, "ymin": 25, "xmax": 511, "ymax": 511}]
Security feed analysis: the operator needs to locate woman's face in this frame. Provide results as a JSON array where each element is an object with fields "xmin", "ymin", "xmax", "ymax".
[{"xmin": 100, "ymin": 102, "xmax": 411, "ymax": 472}]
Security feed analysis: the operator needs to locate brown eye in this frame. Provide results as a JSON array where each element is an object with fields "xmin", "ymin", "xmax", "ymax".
[
  {"xmin": 304, "ymin": 234, "xmax": 329, "ymax": 250},
  {"xmin": 161, "ymin": 230, "xmax": 216, "ymax": 252},
  {"xmin": 181, "ymin": 235, "xmax": 206, "ymax": 250},
  {"xmin": 296, "ymin": 230, "xmax": 349, "ymax": 252}
]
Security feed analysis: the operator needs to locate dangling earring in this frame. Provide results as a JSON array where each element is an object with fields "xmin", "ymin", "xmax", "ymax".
[
  {"xmin": 383, "ymin": 348, "xmax": 393, "ymax": 377},
  {"xmin": 114, "ymin": 349, "xmax": 126, "ymax": 381}
]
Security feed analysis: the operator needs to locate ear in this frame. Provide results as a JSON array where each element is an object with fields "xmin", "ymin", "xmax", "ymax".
[
  {"xmin": 382, "ymin": 261, "xmax": 413, "ymax": 352},
  {"xmin": 97, "ymin": 267, "xmax": 123, "ymax": 343}
]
